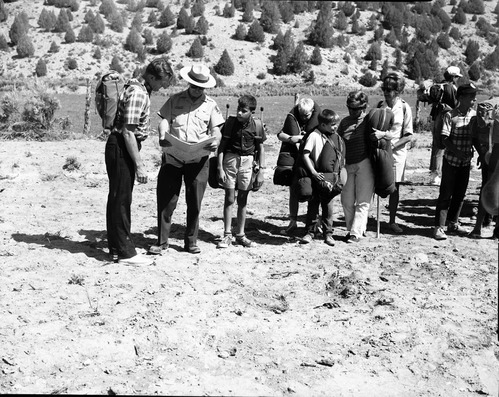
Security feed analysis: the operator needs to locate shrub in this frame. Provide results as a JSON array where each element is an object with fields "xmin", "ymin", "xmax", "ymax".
[
  {"xmin": 334, "ymin": 10, "xmax": 348, "ymax": 31},
  {"xmin": 468, "ymin": 62, "xmax": 480, "ymax": 81},
  {"xmin": 191, "ymin": 0, "xmax": 205, "ymax": 17},
  {"xmin": 78, "ymin": 25, "xmax": 94, "ymax": 42},
  {"xmin": 453, "ymin": 7, "xmax": 466, "ymax": 24},
  {"xmin": 214, "ymin": 49, "xmax": 234, "ymax": 76},
  {"xmin": 186, "ymin": 36, "xmax": 203, "ymax": 58},
  {"xmin": 147, "ymin": 9, "xmax": 157, "ymax": 24},
  {"xmin": 273, "ymin": 47, "xmax": 288, "ymax": 75},
  {"xmin": 260, "ymin": 1, "xmax": 281, "ymax": 34},
  {"xmin": 242, "ymin": 2, "xmax": 254, "ymax": 22},
  {"xmin": 109, "ymin": 11, "xmax": 126, "ymax": 32},
  {"xmin": 0, "ymin": 0, "xmax": 7, "ymax": 23},
  {"xmin": 436, "ymin": 33, "xmax": 451, "ymax": 49},
  {"xmin": 35, "ymin": 59, "xmax": 47, "ymax": 77},
  {"xmin": 110, "ymin": 55, "xmax": 124, "ymax": 73},
  {"xmin": 9, "ymin": 11, "xmax": 30, "ymax": 45},
  {"xmin": 143, "ymin": 28, "xmax": 153, "ymax": 45},
  {"xmin": 279, "ymin": 1, "xmax": 294, "ymax": 24},
  {"xmin": 234, "ymin": 23, "xmax": 247, "ymax": 40},
  {"xmin": 38, "ymin": 8, "xmax": 56, "ymax": 31},
  {"xmin": 184, "ymin": 15, "xmax": 195, "ymax": 34},
  {"xmin": 93, "ymin": 47, "xmax": 102, "ymax": 59},
  {"xmin": 256, "ymin": 72, "xmax": 266, "ymax": 80},
  {"xmin": 288, "ymin": 42, "xmax": 308, "ymax": 73},
  {"xmin": 89, "ymin": 12, "xmax": 105, "ymax": 34},
  {"xmin": 64, "ymin": 26, "xmax": 76, "ymax": 43},
  {"xmin": 483, "ymin": 45, "xmax": 499, "ymax": 71},
  {"xmin": 156, "ymin": 31, "xmax": 172, "ymax": 53},
  {"xmin": 67, "ymin": 57, "xmax": 78, "ymax": 70},
  {"xmin": 49, "ymin": 40, "xmax": 59, "ymax": 53},
  {"xmin": 131, "ymin": 11, "xmax": 143, "ymax": 32},
  {"xmin": 308, "ymin": 6, "xmax": 334, "ymax": 48},
  {"xmin": 20, "ymin": 89, "xmax": 61, "ymax": 131},
  {"xmin": 310, "ymin": 45, "xmax": 322, "ymax": 65},
  {"xmin": 365, "ymin": 42, "xmax": 382, "ymax": 61},
  {"xmin": 358, "ymin": 71, "xmax": 377, "ymax": 87},
  {"xmin": 195, "ymin": 15, "xmax": 209, "ymax": 34},
  {"xmin": 222, "ymin": 3, "xmax": 235, "ymax": 18},
  {"xmin": 125, "ymin": 27, "xmax": 143, "ymax": 54},
  {"xmin": 63, "ymin": 156, "xmax": 81, "ymax": 171},
  {"xmin": 449, "ymin": 26, "xmax": 461, "ymax": 40},
  {"xmin": 246, "ymin": 19, "xmax": 265, "ymax": 43},
  {"xmin": 464, "ymin": 40, "xmax": 480, "ymax": 65},
  {"xmin": 53, "ymin": 9, "xmax": 70, "ymax": 33},
  {"xmin": 158, "ymin": 6, "xmax": 175, "ymax": 27}
]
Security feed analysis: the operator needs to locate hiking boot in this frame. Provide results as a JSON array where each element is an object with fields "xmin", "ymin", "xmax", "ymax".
[
  {"xmin": 148, "ymin": 243, "xmax": 168, "ymax": 255},
  {"xmin": 324, "ymin": 234, "xmax": 335, "ymax": 246},
  {"xmin": 433, "ymin": 226, "xmax": 447, "ymax": 240},
  {"xmin": 447, "ymin": 222, "xmax": 468, "ymax": 235},
  {"xmin": 301, "ymin": 233, "xmax": 314, "ymax": 244},
  {"xmin": 217, "ymin": 234, "xmax": 232, "ymax": 249},
  {"xmin": 346, "ymin": 235, "xmax": 361, "ymax": 244},
  {"xmin": 235, "ymin": 234, "xmax": 255, "ymax": 247},
  {"xmin": 389, "ymin": 223, "xmax": 403, "ymax": 234}
]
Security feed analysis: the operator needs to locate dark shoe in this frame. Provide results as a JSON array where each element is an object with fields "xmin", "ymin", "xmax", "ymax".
[
  {"xmin": 148, "ymin": 243, "xmax": 168, "ymax": 255},
  {"xmin": 447, "ymin": 222, "xmax": 468, "ymax": 235},
  {"xmin": 280, "ymin": 221, "xmax": 297, "ymax": 235},
  {"xmin": 235, "ymin": 234, "xmax": 255, "ymax": 247},
  {"xmin": 184, "ymin": 245, "xmax": 201, "ymax": 254}
]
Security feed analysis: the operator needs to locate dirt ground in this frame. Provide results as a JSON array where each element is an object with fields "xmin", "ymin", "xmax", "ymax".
[{"xmin": 0, "ymin": 132, "xmax": 497, "ymax": 396}]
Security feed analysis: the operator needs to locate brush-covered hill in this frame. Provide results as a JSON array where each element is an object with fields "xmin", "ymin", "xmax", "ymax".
[{"xmin": 0, "ymin": 0, "xmax": 498, "ymax": 95}]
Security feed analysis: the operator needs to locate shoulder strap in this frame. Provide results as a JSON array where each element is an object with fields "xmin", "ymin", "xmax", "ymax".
[{"xmin": 325, "ymin": 134, "xmax": 344, "ymax": 172}]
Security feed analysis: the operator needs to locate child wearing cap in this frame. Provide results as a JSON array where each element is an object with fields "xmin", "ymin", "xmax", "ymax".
[
  {"xmin": 433, "ymin": 83, "xmax": 479, "ymax": 240},
  {"xmin": 338, "ymin": 91, "xmax": 374, "ymax": 243},
  {"xmin": 429, "ymin": 65, "xmax": 463, "ymax": 186}
]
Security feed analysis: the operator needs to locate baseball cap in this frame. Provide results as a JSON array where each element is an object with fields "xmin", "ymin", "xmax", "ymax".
[
  {"xmin": 457, "ymin": 83, "xmax": 477, "ymax": 97},
  {"xmin": 445, "ymin": 66, "xmax": 463, "ymax": 78}
]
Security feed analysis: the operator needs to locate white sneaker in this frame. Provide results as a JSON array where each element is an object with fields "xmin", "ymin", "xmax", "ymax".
[
  {"xmin": 430, "ymin": 175, "xmax": 441, "ymax": 186},
  {"xmin": 118, "ymin": 254, "xmax": 154, "ymax": 266}
]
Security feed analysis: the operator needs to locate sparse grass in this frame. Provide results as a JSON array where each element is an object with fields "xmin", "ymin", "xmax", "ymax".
[
  {"xmin": 68, "ymin": 274, "xmax": 85, "ymax": 286},
  {"xmin": 63, "ymin": 156, "xmax": 81, "ymax": 171}
]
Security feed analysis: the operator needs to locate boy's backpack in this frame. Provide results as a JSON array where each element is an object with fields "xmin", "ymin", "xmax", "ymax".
[
  {"xmin": 95, "ymin": 71, "xmax": 125, "ymax": 130},
  {"xmin": 416, "ymin": 80, "xmax": 445, "ymax": 105}
]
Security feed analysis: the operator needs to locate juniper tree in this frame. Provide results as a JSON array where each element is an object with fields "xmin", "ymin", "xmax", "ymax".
[
  {"xmin": 0, "ymin": 33, "xmax": 8, "ymax": 51},
  {"xmin": 9, "ymin": 12, "xmax": 30, "ymax": 45},
  {"xmin": 308, "ymin": 5, "xmax": 334, "ymax": 48},
  {"xmin": 125, "ymin": 27, "xmax": 143, "ymax": 54},
  {"xmin": 214, "ymin": 49, "xmax": 235, "ymax": 76},
  {"xmin": 195, "ymin": 15, "xmax": 209, "ymax": 34},
  {"xmin": 260, "ymin": 1, "xmax": 281, "ymax": 34},
  {"xmin": 93, "ymin": 46, "xmax": 102, "ymax": 59},
  {"xmin": 453, "ymin": 7, "xmax": 466, "ymax": 24},
  {"xmin": 310, "ymin": 45, "xmax": 322, "ymax": 65},
  {"xmin": 234, "ymin": 23, "xmax": 247, "ymax": 40},
  {"xmin": 148, "ymin": 9, "xmax": 157, "ymax": 24},
  {"xmin": 110, "ymin": 55, "xmax": 124, "ymax": 73},
  {"xmin": 78, "ymin": 25, "xmax": 94, "ymax": 42},
  {"xmin": 246, "ymin": 19, "xmax": 265, "ymax": 43},
  {"xmin": 90, "ymin": 12, "xmax": 105, "ymax": 34},
  {"xmin": 84, "ymin": 9, "xmax": 95, "ymax": 24},
  {"xmin": 177, "ymin": 7, "xmax": 189, "ymax": 28},
  {"xmin": 464, "ymin": 40, "xmax": 480, "ymax": 65},
  {"xmin": 16, "ymin": 35, "xmax": 35, "ymax": 58},
  {"xmin": 0, "ymin": 0, "xmax": 8, "ymax": 23},
  {"xmin": 278, "ymin": 1, "xmax": 294, "ymax": 24},
  {"xmin": 186, "ymin": 36, "xmax": 203, "ymax": 58},
  {"xmin": 158, "ymin": 6, "xmax": 175, "ymax": 27},
  {"xmin": 223, "ymin": 3, "xmax": 235, "ymax": 18},
  {"xmin": 289, "ymin": 42, "xmax": 308, "ymax": 74},
  {"xmin": 184, "ymin": 15, "xmax": 195, "ymax": 34},
  {"xmin": 49, "ymin": 40, "xmax": 60, "ymax": 53},
  {"xmin": 191, "ymin": 0, "xmax": 205, "ymax": 17},
  {"xmin": 131, "ymin": 12, "xmax": 143, "ymax": 32},
  {"xmin": 156, "ymin": 30, "xmax": 172, "ymax": 53},
  {"xmin": 35, "ymin": 58, "xmax": 47, "ymax": 77},
  {"xmin": 53, "ymin": 9, "xmax": 70, "ymax": 33},
  {"xmin": 143, "ymin": 28, "xmax": 153, "ymax": 45},
  {"xmin": 65, "ymin": 26, "xmax": 76, "ymax": 43},
  {"xmin": 273, "ymin": 47, "xmax": 288, "ymax": 75},
  {"xmin": 334, "ymin": 10, "xmax": 348, "ymax": 31},
  {"xmin": 242, "ymin": 1, "xmax": 254, "ymax": 22}
]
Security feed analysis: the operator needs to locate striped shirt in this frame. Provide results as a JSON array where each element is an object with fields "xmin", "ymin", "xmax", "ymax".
[
  {"xmin": 442, "ymin": 107, "xmax": 476, "ymax": 167},
  {"xmin": 113, "ymin": 78, "xmax": 150, "ymax": 141},
  {"xmin": 338, "ymin": 114, "xmax": 369, "ymax": 165}
]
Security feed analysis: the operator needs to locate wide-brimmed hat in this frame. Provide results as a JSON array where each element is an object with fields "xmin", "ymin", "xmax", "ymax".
[
  {"xmin": 180, "ymin": 64, "xmax": 216, "ymax": 88},
  {"xmin": 445, "ymin": 65, "xmax": 463, "ymax": 78}
]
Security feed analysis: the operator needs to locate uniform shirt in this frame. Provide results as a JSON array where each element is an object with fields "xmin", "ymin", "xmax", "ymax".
[
  {"xmin": 338, "ymin": 114, "xmax": 369, "ymax": 165},
  {"xmin": 158, "ymin": 89, "xmax": 224, "ymax": 165},
  {"xmin": 442, "ymin": 107, "xmax": 476, "ymax": 167},
  {"xmin": 113, "ymin": 78, "xmax": 150, "ymax": 141},
  {"xmin": 222, "ymin": 116, "xmax": 267, "ymax": 156}
]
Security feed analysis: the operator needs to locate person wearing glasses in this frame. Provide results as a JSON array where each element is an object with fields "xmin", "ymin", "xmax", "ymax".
[
  {"xmin": 105, "ymin": 57, "xmax": 174, "ymax": 266},
  {"xmin": 371, "ymin": 71, "xmax": 413, "ymax": 234},
  {"xmin": 338, "ymin": 91, "xmax": 373, "ymax": 243},
  {"xmin": 149, "ymin": 64, "xmax": 224, "ymax": 255}
]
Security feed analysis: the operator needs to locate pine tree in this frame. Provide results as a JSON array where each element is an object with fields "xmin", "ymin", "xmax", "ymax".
[
  {"xmin": 246, "ymin": 19, "xmax": 265, "ymax": 43},
  {"xmin": 334, "ymin": 10, "xmax": 348, "ymax": 31},
  {"xmin": 131, "ymin": 11, "xmax": 143, "ymax": 32},
  {"xmin": 84, "ymin": 9, "xmax": 95, "ymax": 24},
  {"xmin": 65, "ymin": 26, "xmax": 76, "ymax": 43},
  {"xmin": 310, "ymin": 45, "xmax": 322, "ymax": 65},
  {"xmin": 156, "ymin": 30, "xmax": 172, "ymax": 53},
  {"xmin": 0, "ymin": 0, "xmax": 8, "ymax": 23},
  {"xmin": 234, "ymin": 23, "xmax": 247, "ymax": 40},
  {"xmin": 147, "ymin": 9, "xmax": 157, "ymax": 24},
  {"xmin": 365, "ymin": 42, "xmax": 382, "ymax": 61},
  {"xmin": 109, "ymin": 11, "xmax": 126, "ymax": 33},
  {"xmin": 242, "ymin": 1, "xmax": 254, "ymax": 22},
  {"xmin": 35, "ymin": 58, "xmax": 47, "ymax": 77},
  {"xmin": 177, "ymin": 7, "xmax": 189, "ymax": 28},
  {"xmin": 308, "ymin": 6, "xmax": 334, "ymax": 48},
  {"xmin": 90, "ymin": 12, "xmax": 105, "ymax": 34},
  {"xmin": 259, "ymin": 1, "xmax": 281, "ymax": 34},
  {"xmin": 453, "ymin": 7, "xmax": 466, "ymax": 24},
  {"xmin": 9, "ymin": 12, "xmax": 30, "ymax": 45},
  {"xmin": 468, "ymin": 62, "xmax": 480, "ymax": 81},
  {"xmin": 278, "ymin": 1, "xmax": 294, "ymax": 24},
  {"xmin": 214, "ymin": 49, "xmax": 235, "ymax": 76},
  {"xmin": 191, "ymin": 0, "xmax": 205, "ymax": 17},
  {"xmin": 78, "ymin": 25, "xmax": 94, "ymax": 42},
  {"xmin": 195, "ymin": 15, "xmax": 209, "ymax": 34},
  {"xmin": 125, "ymin": 27, "xmax": 143, "ymax": 54},
  {"xmin": 16, "ymin": 35, "xmax": 35, "ymax": 58},
  {"xmin": 273, "ymin": 47, "xmax": 288, "ymax": 75},
  {"xmin": 223, "ymin": 3, "xmax": 235, "ymax": 18},
  {"xmin": 464, "ymin": 40, "xmax": 480, "ymax": 65},
  {"xmin": 53, "ymin": 9, "xmax": 70, "ymax": 33},
  {"xmin": 282, "ymin": 28, "xmax": 295, "ymax": 58},
  {"xmin": 158, "ymin": 6, "xmax": 175, "ymax": 27},
  {"xmin": 186, "ymin": 36, "xmax": 203, "ymax": 58},
  {"xmin": 289, "ymin": 42, "xmax": 308, "ymax": 73}
]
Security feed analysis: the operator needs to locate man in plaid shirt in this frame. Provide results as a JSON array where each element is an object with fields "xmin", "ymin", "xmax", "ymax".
[{"xmin": 433, "ymin": 83, "xmax": 478, "ymax": 240}]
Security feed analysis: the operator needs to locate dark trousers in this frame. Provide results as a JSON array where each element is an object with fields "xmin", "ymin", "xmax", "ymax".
[
  {"xmin": 105, "ymin": 133, "xmax": 138, "ymax": 259},
  {"xmin": 305, "ymin": 193, "xmax": 334, "ymax": 235},
  {"xmin": 156, "ymin": 156, "xmax": 209, "ymax": 248},
  {"xmin": 434, "ymin": 158, "xmax": 470, "ymax": 227}
]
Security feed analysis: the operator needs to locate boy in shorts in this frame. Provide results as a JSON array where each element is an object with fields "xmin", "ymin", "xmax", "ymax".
[{"xmin": 216, "ymin": 94, "xmax": 266, "ymax": 248}]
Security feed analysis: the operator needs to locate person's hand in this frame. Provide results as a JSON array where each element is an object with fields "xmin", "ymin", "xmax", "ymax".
[
  {"xmin": 252, "ymin": 170, "xmax": 265, "ymax": 191},
  {"xmin": 371, "ymin": 128, "xmax": 387, "ymax": 140},
  {"xmin": 217, "ymin": 167, "xmax": 226, "ymax": 184},
  {"xmin": 312, "ymin": 172, "xmax": 324, "ymax": 182},
  {"xmin": 136, "ymin": 165, "xmax": 148, "ymax": 184},
  {"xmin": 288, "ymin": 135, "xmax": 302, "ymax": 144},
  {"xmin": 203, "ymin": 140, "xmax": 218, "ymax": 152}
]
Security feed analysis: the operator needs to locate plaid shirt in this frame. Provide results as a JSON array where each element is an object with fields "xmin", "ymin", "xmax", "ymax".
[
  {"xmin": 113, "ymin": 79, "xmax": 150, "ymax": 141},
  {"xmin": 441, "ymin": 107, "xmax": 476, "ymax": 167}
]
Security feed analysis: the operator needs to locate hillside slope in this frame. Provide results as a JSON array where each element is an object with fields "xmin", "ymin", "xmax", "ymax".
[{"xmin": 0, "ymin": 0, "xmax": 498, "ymax": 93}]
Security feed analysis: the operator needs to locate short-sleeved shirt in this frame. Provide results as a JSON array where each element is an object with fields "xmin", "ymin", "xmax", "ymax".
[
  {"xmin": 222, "ymin": 116, "xmax": 267, "ymax": 156},
  {"xmin": 158, "ymin": 89, "xmax": 224, "ymax": 165},
  {"xmin": 338, "ymin": 114, "xmax": 369, "ymax": 165},
  {"xmin": 303, "ymin": 130, "xmax": 343, "ymax": 164},
  {"xmin": 113, "ymin": 79, "xmax": 150, "ymax": 141},
  {"xmin": 442, "ymin": 107, "xmax": 477, "ymax": 167}
]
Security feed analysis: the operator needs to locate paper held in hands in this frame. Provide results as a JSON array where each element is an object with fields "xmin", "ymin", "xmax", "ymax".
[{"xmin": 162, "ymin": 133, "xmax": 216, "ymax": 162}]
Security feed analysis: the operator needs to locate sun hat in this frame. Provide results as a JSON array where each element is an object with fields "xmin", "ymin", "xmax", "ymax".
[
  {"xmin": 179, "ymin": 64, "xmax": 216, "ymax": 88},
  {"xmin": 445, "ymin": 65, "xmax": 463, "ymax": 78},
  {"xmin": 457, "ymin": 83, "xmax": 477, "ymax": 97}
]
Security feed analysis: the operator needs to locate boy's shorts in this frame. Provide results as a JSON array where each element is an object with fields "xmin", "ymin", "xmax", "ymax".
[{"xmin": 222, "ymin": 152, "xmax": 254, "ymax": 191}]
